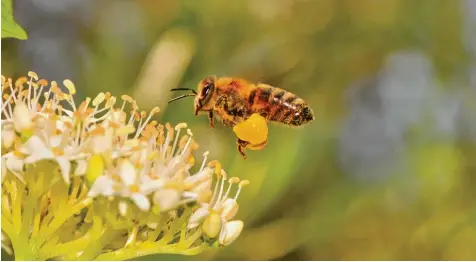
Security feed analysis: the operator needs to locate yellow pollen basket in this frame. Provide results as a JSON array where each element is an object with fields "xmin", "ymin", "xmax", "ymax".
[{"xmin": 232, "ymin": 113, "xmax": 268, "ymax": 148}]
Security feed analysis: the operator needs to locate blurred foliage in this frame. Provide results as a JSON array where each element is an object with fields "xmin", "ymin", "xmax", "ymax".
[
  {"xmin": 2, "ymin": 0, "xmax": 476, "ymax": 260},
  {"xmin": 1, "ymin": 0, "xmax": 27, "ymax": 39}
]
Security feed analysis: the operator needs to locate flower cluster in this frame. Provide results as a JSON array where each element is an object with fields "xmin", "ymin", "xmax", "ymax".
[{"xmin": 1, "ymin": 72, "xmax": 249, "ymax": 260}]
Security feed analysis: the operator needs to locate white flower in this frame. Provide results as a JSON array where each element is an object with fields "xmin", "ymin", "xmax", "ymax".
[
  {"xmin": 187, "ymin": 170, "xmax": 249, "ymax": 246},
  {"xmin": 21, "ymin": 136, "xmax": 73, "ymax": 184}
]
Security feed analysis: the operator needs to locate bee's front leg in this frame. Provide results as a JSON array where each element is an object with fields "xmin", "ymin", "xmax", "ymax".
[
  {"xmin": 236, "ymin": 138, "xmax": 248, "ymax": 160},
  {"xmin": 208, "ymin": 111, "xmax": 214, "ymax": 128}
]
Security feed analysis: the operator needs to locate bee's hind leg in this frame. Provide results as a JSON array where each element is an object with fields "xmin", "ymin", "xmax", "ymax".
[
  {"xmin": 236, "ymin": 138, "xmax": 248, "ymax": 160},
  {"xmin": 208, "ymin": 111, "xmax": 214, "ymax": 128}
]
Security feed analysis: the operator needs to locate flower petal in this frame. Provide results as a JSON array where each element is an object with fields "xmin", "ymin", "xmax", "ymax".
[
  {"xmin": 118, "ymin": 200, "xmax": 128, "ymax": 216},
  {"xmin": 188, "ymin": 206, "xmax": 210, "ymax": 229},
  {"xmin": 119, "ymin": 159, "xmax": 137, "ymax": 187},
  {"xmin": 56, "ymin": 156, "xmax": 72, "ymax": 184},
  {"xmin": 88, "ymin": 176, "xmax": 116, "ymax": 197},
  {"xmin": 13, "ymin": 102, "xmax": 33, "ymax": 132},
  {"xmin": 140, "ymin": 179, "xmax": 165, "ymax": 194},
  {"xmin": 22, "ymin": 136, "xmax": 54, "ymax": 163},
  {"xmin": 220, "ymin": 198, "xmax": 239, "ymax": 221},
  {"xmin": 2, "ymin": 128, "xmax": 15, "ymax": 148},
  {"xmin": 153, "ymin": 188, "xmax": 181, "ymax": 211},
  {"xmin": 131, "ymin": 193, "xmax": 150, "ymax": 211},
  {"xmin": 74, "ymin": 159, "xmax": 88, "ymax": 176},
  {"xmin": 218, "ymin": 220, "xmax": 244, "ymax": 246},
  {"xmin": 3, "ymin": 153, "xmax": 25, "ymax": 183}
]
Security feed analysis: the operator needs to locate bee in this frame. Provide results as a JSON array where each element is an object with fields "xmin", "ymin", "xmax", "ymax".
[{"xmin": 169, "ymin": 76, "xmax": 314, "ymax": 159}]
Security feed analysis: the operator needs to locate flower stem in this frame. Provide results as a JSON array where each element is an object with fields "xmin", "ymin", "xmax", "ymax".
[
  {"xmin": 35, "ymin": 198, "xmax": 92, "ymax": 247},
  {"xmin": 76, "ymin": 228, "xmax": 117, "ymax": 261}
]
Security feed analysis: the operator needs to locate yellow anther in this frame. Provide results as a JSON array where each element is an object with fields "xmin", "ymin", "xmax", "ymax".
[
  {"xmin": 15, "ymin": 77, "xmax": 28, "ymax": 87},
  {"xmin": 239, "ymin": 180, "xmax": 250, "ymax": 187},
  {"xmin": 151, "ymin": 106, "xmax": 160, "ymax": 114},
  {"xmin": 93, "ymin": 92, "xmax": 105, "ymax": 106},
  {"xmin": 186, "ymin": 154, "xmax": 195, "ymax": 165},
  {"xmin": 179, "ymin": 135, "xmax": 189, "ymax": 148},
  {"xmin": 28, "ymin": 71, "xmax": 38, "ymax": 80},
  {"xmin": 215, "ymin": 162, "xmax": 222, "ymax": 179},
  {"xmin": 37, "ymin": 79, "xmax": 48, "ymax": 86},
  {"xmin": 89, "ymin": 126, "xmax": 106, "ymax": 136},
  {"xmin": 63, "ymin": 79, "xmax": 76, "ymax": 95},
  {"xmin": 229, "ymin": 177, "xmax": 240, "ymax": 184},
  {"xmin": 121, "ymin": 95, "xmax": 133, "ymax": 102}
]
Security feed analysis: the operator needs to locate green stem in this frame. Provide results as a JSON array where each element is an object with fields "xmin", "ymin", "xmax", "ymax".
[
  {"xmin": 2, "ymin": 217, "xmax": 35, "ymax": 261},
  {"xmin": 76, "ymin": 228, "xmax": 117, "ymax": 261},
  {"xmin": 35, "ymin": 198, "xmax": 92, "ymax": 247},
  {"xmin": 94, "ymin": 242, "xmax": 208, "ymax": 261}
]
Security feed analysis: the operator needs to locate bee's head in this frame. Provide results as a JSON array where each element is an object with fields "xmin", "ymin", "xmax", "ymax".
[{"xmin": 193, "ymin": 75, "xmax": 216, "ymax": 115}]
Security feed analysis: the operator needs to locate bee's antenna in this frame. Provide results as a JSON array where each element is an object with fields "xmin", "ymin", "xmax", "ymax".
[
  {"xmin": 170, "ymin": 88, "xmax": 197, "ymax": 95},
  {"xmin": 168, "ymin": 94, "xmax": 196, "ymax": 103}
]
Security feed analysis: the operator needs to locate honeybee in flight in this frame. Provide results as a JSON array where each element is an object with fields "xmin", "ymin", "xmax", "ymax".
[{"xmin": 169, "ymin": 76, "xmax": 314, "ymax": 159}]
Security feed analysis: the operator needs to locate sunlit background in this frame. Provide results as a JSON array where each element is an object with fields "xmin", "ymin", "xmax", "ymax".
[{"xmin": 2, "ymin": 0, "xmax": 476, "ymax": 260}]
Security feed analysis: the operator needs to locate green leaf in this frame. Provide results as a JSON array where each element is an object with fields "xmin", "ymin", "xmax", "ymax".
[{"xmin": 2, "ymin": 0, "xmax": 27, "ymax": 40}]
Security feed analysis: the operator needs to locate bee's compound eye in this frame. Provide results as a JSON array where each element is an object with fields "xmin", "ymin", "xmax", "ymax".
[
  {"xmin": 201, "ymin": 83, "xmax": 213, "ymax": 98},
  {"xmin": 232, "ymin": 114, "xmax": 268, "ymax": 145}
]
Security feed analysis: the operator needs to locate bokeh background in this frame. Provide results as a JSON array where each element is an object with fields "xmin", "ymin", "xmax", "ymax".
[{"xmin": 2, "ymin": 0, "xmax": 476, "ymax": 260}]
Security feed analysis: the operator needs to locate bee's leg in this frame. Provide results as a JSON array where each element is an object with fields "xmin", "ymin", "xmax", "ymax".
[
  {"xmin": 208, "ymin": 111, "xmax": 214, "ymax": 128},
  {"xmin": 215, "ymin": 94, "xmax": 248, "ymax": 126},
  {"xmin": 214, "ymin": 95, "xmax": 238, "ymax": 127},
  {"xmin": 236, "ymin": 138, "xmax": 248, "ymax": 160}
]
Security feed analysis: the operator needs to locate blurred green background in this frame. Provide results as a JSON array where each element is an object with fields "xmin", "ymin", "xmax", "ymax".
[{"xmin": 2, "ymin": 0, "xmax": 476, "ymax": 260}]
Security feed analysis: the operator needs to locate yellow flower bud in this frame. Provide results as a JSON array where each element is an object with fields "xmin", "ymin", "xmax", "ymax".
[{"xmin": 85, "ymin": 154, "xmax": 104, "ymax": 187}]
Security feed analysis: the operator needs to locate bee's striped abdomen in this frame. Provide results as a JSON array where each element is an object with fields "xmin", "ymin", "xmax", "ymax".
[{"xmin": 249, "ymin": 84, "xmax": 314, "ymax": 126}]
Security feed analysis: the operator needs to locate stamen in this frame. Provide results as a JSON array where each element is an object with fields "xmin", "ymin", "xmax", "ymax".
[
  {"xmin": 213, "ymin": 173, "xmax": 227, "ymax": 209},
  {"xmin": 171, "ymin": 123, "xmax": 186, "ymax": 157},
  {"xmin": 181, "ymin": 129, "xmax": 193, "ymax": 157},
  {"xmin": 161, "ymin": 123, "xmax": 173, "ymax": 158},
  {"xmin": 134, "ymin": 107, "xmax": 160, "ymax": 139},
  {"xmin": 234, "ymin": 180, "xmax": 250, "ymax": 201},
  {"xmin": 2, "ymin": 94, "xmax": 14, "ymax": 115},
  {"xmin": 28, "ymin": 71, "xmax": 39, "ymax": 81},
  {"xmin": 8, "ymin": 81, "xmax": 17, "ymax": 103},
  {"xmin": 27, "ymin": 77, "xmax": 33, "ymax": 108},
  {"xmin": 219, "ymin": 177, "xmax": 240, "ymax": 205},
  {"xmin": 200, "ymin": 151, "xmax": 209, "ymax": 172},
  {"xmin": 209, "ymin": 162, "xmax": 221, "ymax": 206},
  {"xmin": 93, "ymin": 93, "xmax": 105, "ymax": 107}
]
